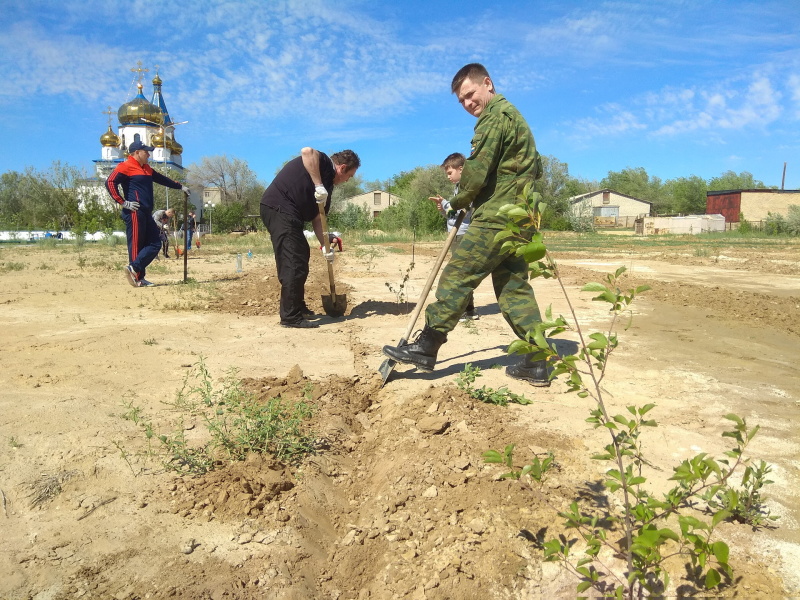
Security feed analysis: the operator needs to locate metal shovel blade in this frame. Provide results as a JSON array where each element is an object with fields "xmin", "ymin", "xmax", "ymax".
[
  {"xmin": 378, "ymin": 357, "xmax": 396, "ymax": 385},
  {"xmin": 378, "ymin": 335, "xmax": 407, "ymax": 385},
  {"xmin": 322, "ymin": 292, "xmax": 347, "ymax": 318}
]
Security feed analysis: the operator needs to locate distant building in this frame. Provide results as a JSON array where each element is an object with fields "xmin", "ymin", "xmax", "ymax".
[
  {"xmin": 570, "ymin": 189, "xmax": 652, "ymax": 228},
  {"xmin": 706, "ymin": 189, "xmax": 799, "ymax": 224},
  {"xmin": 338, "ymin": 190, "xmax": 401, "ymax": 218}
]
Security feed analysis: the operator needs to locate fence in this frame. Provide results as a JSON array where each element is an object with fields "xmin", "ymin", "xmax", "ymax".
[{"xmin": 593, "ymin": 216, "xmax": 639, "ymax": 228}]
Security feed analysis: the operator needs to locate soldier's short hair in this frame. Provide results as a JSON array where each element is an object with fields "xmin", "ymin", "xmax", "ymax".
[
  {"xmin": 441, "ymin": 153, "xmax": 465, "ymax": 170},
  {"xmin": 331, "ymin": 149, "xmax": 361, "ymax": 173},
  {"xmin": 451, "ymin": 63, "xmax": 492, "ymax": 94}
]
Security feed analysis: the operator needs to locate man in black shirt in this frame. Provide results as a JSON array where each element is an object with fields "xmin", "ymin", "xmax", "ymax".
[{"xmin": 260, "ymin": 147, "xmax": 360, "ymax": 328}]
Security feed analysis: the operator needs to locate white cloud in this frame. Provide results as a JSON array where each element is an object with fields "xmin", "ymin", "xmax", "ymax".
[
  {"xmin": 653, "ymin": 74, "xmax": 782, "ymax": 135},
  {"xmin": 788, "ymin": 74, "xmax": 800, "ymax": 119},
  {"xmin": 569, "ymin": 105, "xmax": 646, "ymax": 139},
  {"xmin": 0, "ymin": 0, "xmax": 446, "ymax": 134},
  {"xmin": 567, "ymin": 71, "xmax": 790, "ymax": 141}
]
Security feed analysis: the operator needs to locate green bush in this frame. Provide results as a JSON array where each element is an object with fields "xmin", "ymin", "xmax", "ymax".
[
  {"xmin": 764, "ymin": 212, "xmax": 787, "ymax": 235},
  {"xmin": 786, "ymin": 205, "xmax": 800, "ymax": 236},
  {"xmin": 328, "ymin": 203, "xmax": 371, "ymax": 231}
]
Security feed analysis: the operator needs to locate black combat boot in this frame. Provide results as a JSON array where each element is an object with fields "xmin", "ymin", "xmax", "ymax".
[
  {"xmin": 382, "ymin": 326, "xmax": 447, "ymax": 372},
  {"xmin": 506, "ymin": 354, "xmax": 551, "ymax": 387}
]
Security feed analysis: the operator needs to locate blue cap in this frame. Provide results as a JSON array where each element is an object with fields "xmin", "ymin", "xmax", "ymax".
[{"xmin": 129, "ymin": 140, "xmax": 155, "ymax": 153}]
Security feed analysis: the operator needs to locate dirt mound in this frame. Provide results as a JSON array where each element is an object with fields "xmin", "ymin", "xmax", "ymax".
[
  {"xmin": 112, "ymin": 366, "xmax": 595, "ymax": 599},
  {"xmin": 211, "ymin": 266, "xmax": 353, "ymax": 318}
]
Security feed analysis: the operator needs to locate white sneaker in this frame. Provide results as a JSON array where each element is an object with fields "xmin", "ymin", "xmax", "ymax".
[
  {"xmin": 137, "ymin": 278, "xmax": 156, "ymax": 287},
  {"xmin": 124, "ymin": 265, "xmax": 138, "ymax": 287}
]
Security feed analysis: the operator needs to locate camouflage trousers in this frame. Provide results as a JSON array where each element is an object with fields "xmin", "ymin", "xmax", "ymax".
[{"xmin": 425, "ymin": 225, "xmax": 541, "ymax": 338}]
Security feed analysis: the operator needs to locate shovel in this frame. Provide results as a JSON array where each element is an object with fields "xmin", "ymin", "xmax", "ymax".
[
  {"xmin": 317, "ymin": 201, "xmax": 347, "ymax": 317},
  {"xmin": 378, "ymin": 211, "xmax": 465, "ymax": 385}
]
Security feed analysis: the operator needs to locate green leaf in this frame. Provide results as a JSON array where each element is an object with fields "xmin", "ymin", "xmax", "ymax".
[
  {"xmin": 504, "ymin": 206, "xmax": 529, "ymax": 219},
  {"xmin": 507, "ymin": 339, "xmax": 531, "ymax": 355},
  {"xmin": 638, "ymin": 403, "xmax": 656, "ymax": 415},
  {"xmin": 483, "ymin": 450, "xmax": 502, "ymax": 464},
  {"xmin": 522, "ymin": 241, "xmax": 547, "ymax": 263},
  {"xmin": 581, "ymin": 282, "xmax": 607, "ymax": 292},
  {"xmin": 576, "ymin": 581, "xmax": 593, "ymax": 593},
  {"xmin": 712, "ymin": 509, "xmax": 731, "ymax": 527},
  {"xmin": 705, "ymin": 568, "xmax": 721, "ymax": 589},
  {"xmin": 723, "ymin": 413, "xmax": 744, "ymax": 426},
  {"xmin": 711, "ymin": 541, "xmax": 729, "ymax": 565}
]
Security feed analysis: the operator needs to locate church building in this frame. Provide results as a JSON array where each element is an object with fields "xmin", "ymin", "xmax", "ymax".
[
  {"xmin": 80, "ymin": 65, "xmax": 187, "ymax": 211},
  {"xmin": 94, "ymin": 68, "xmax": 184, "ymax": 180}
]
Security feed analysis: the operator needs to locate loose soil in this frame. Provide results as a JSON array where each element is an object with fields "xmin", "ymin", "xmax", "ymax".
[{"xmin": 0, "ymin": 233, "xmax": 798, "ymax": 599}]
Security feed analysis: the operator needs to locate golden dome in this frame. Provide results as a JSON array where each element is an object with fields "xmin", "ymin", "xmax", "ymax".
[
  {"xmin": 100, "ymin": 126, "xmax": 120, "ymax": 147},
  {"xmin": 118, "ymin": 83, "xmax": 164, "ymax": 126},
  {"xmin": 168, "ymin": 137, "xmax": 183, "ymax": 155},
  {"xmin": 151, "ymin": 131, "xmax": 166, "ymax": 147},
  {"xmin": 152, "ymin": 73, "xmax": 162, "ymax": 86}
]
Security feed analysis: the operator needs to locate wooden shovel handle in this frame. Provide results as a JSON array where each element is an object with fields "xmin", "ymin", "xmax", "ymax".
[
  {"xmin": 399, "ymin": 211, "xmax": 466, "ymax": 342},
  {"xmin": 317, "ymin": 201, "xmax": 336, "ymax": 295}
]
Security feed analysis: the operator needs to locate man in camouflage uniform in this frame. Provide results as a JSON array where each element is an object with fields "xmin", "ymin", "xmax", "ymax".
[{"xmin": 382, "ymin": 63, "xmax": 548, "ymax": 386}]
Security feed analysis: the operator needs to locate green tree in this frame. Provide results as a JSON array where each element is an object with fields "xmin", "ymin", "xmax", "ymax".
[
  {"xmin": 151, "ymin": 165, "xmax": 187, "ymax": 212},
  {"xmin": 204, "ymin": 202, "xmax": 246, "ymax": 233},
  {"xmin": 377, "ymin": 165, "xmax": 448, "ymax": 234},
  {"xmin": 602, "ymin": 167, "xmax": 671, "ymax": 213},
  {"xmin": 537, "ymin": 155, "xmax": 595, "ymax": 230},
  {"xmin": 669, "ymin": 175, "xmax": 708, "ymax": 215},
  {"xmin": 328, "ymin": 203, "xmax": 371, "ymax": 231},
  {"xmin": 0, "ymin": 171, "xmax": 26, "ymax": 230},
  {"xmin": 708, "ymin": 170, "xmax": 770, "ymax": 191}
]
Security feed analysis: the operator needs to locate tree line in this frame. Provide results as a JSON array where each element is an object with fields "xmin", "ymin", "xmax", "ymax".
[{"xmin": 0, "ymin": 153, "xmax": 775, "ymax": 235}]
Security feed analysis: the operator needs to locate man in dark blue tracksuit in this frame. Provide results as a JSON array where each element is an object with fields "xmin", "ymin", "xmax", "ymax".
[{"xmin": 106, "ymin": 140, "xmax": 188, "ymax": 287}]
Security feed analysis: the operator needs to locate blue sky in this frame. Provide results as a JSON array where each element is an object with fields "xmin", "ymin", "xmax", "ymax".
[{"xmin": 1, "ymin": 0, "xmax": 799, "ymax": 189}]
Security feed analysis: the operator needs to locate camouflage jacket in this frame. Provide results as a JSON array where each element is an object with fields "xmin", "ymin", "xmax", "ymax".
[{"xmin": 450, "ymin": 94, "xmax": 539, "ymax": 229}]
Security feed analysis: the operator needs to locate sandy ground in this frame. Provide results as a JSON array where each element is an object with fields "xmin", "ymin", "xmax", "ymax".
[{"xmin": 0, "ymin": 233, "xmax": 798, "ymax": 599}]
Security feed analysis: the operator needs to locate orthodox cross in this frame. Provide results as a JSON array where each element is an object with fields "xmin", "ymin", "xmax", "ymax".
[
  {"xmin": 102, "ymin": 106, "xmax": 115, "ymax": 127},
  {"xmin": 130, "ymin": 61, "xmax": 149, "ymax": 83}
]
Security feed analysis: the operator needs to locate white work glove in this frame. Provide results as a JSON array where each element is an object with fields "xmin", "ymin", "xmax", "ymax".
[
  {"xmin": 321, "ymin": 247, "xmax": 335, "ymax": 263},
  {"xmin": 181, "ymin": 186, "xmax": 190, "ymax": 194},
  {"xmin": 314, "ymin": 185, "xmax": 328, "ymax": 203},
  {"xmin": 122, "ymin": 200, "xmax": 140, "ymax": 211}
]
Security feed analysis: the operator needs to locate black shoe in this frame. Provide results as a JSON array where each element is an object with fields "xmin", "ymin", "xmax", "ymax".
[
  {"xmin": 382, "ymin": 326, "xmax": 447, "ymax": 372},
  {"xmin": 506, "ymin": 355, "xmax": 551, "ymax": 387},
  {"xmin": 280, "ymin": 319, "xmax": 319, "ymax": 329},
  {"xmin": 301, "ymin": 307, "xmax": 320, "ymax": 319}
]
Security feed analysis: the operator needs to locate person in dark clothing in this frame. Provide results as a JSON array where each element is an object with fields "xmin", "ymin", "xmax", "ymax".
[
  {"xmin": 260, "ymin": 147, "xmax": 360, "ymax": 328},
  {"xmin": 106, "ymin": 140, "xmax": 188, "ymax": 287},
  {"xmin": 182, "ymin": 210, "xmax": 197, "ymax": 250},
  {"xmin": 153, "ymin": 208, "xmax": 175, "ymax": 258}
]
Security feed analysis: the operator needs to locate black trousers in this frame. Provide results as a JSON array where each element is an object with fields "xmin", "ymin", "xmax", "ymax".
[{"xmin": 261, "ymin": 204, "xmax": 310, "ymax": 324}]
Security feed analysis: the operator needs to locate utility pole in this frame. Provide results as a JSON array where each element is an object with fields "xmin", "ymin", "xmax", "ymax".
[{"xmin": 781, "ymin": 162, "xmax": 787, "ymax": 190}]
